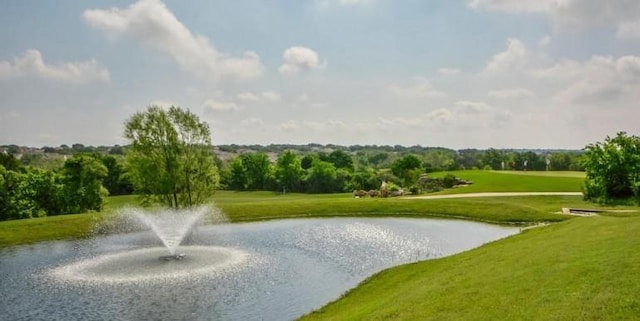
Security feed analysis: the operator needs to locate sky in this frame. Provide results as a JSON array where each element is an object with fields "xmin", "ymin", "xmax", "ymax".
[{"xmin": 1, "ymin": 0, "xmax": 639, "ymax": 149}]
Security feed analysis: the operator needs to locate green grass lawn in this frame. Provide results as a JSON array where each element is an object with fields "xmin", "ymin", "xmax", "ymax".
[
  {"xmin": 301, "ymin": 215, "xmax": 640, "ymax": 320},
  {"xmin": 429, "ymin": 170, "xmax": 584, "ymax": 194},
  {"xmin": 491, "ymin": 170, "xmax": 586, "ymax": 178},
  {"xmin": 0, "ymin": 212, "xmax": 101, "ymax": 246}
]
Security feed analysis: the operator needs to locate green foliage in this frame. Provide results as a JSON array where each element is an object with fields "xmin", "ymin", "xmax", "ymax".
[
  {"xmin": 480, "ymin": 148, "xmax": 505, "ymax": 170},
  {"xmin": 124, "ymin": 105, "xmax": 220, "ymax": 208},
  {"xmin": 583, "ymin": 132, "xmax": 640, "ymax": 204},
  {"xmin": 1, "ymin": 168, "xmax": 41, "ymax": 219},
  {"xmin": 301, "ymin": 153, "xmax": 317, "ymax": 170},
  {"xmin": 367, "ymin": 152, "xmax": 390, "ymax": 168},
  {"xmin": 99, "ymin": 155, "xmax": 133, "ymax": 195},
  {"xmin": 0, "ymin": 153, "xmax": 21, "ymax": 171},
  {"xmin": 442, "ymin": 173, "xmax": 458, "ymax": 188},
  {"xmin": 28, "ymin": 168, "xmax": 64, "ymax": 215},
  {"xmin": 391, "ymin": 154, "xmax": 423, "ymax": 187},
  {"xmin": 422, "ymin": 149, "xmax": 458, "ymax": 172},
  {"xmin": 305, "ymin": 160, "xmax": 339, "ymax": 193},
  {"xmin": 240, "ymin": 153, "xmax": 274, "ymax": 190},
  {"xmin": 0, "ymin": 165, "xmax": 64, "ymax": 219},
  {"xmin": 275, "ymin": 150, "xmax": 304, "ymax": 192},
  {"xmin": 349, "ymin": 168, "xmax": 380, "ymax": 191},
  {"xmin": 61, "ymin": 154, "xmax": 109, "ymax": 214},
  {"xmin": 327, "ymin": 150, "xmax": 355, "ymax": 171},
  {"xmin": 0, "ymin": 153, "xmax": 113, "ymax": 220},
  {"xmin": 549, "ymin": 152, "xmax": 572, "ymax": 170},
  {"xmin": 228, "ymin": 157, "xmax": 248, "ymax": 190}
]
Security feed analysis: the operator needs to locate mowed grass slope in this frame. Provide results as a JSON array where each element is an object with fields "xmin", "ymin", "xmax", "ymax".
[
  {"xmin": 0, "ymin": 213, "xmax": 101, "ymax": 246},
  {"xmin": 301, "ymin": 216, "xmax": 640, "ymax": 320},
  {"xmin": 429, "ymin": 170, "xmax": 584, "ymax": 194}
]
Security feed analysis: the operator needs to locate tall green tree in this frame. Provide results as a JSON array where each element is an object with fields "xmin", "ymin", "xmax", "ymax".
[
  {"xmin": 391, "ymin": 154, "xmax": 423, "ymax": 187},
  {"xmin": 304, "ymin": 160, "xmax": 338, "ymax": 193},
  {"xmin": 124, "ymin": 105, "xmax": 219, "ymax": 208},
  {"xmin": 349, "ymin": 168, "xmax": 380, "ymax": 191},
  {"xmin": 583, "ymin": 132, "xmax": 640, "ymax": 204},
  {"xmin": 228, "ymin": 157, "xmax": 248, "ymax": 190},
  {"xmin": 61, "ymin": 154, "xmax": 108, "ymax": 214},
  {"xmin": 481, "ymin": 148, "xmax": 506, "ymax": 170},
  {"xmin": 328, "ymin": 150, "xmax": 354, "ymax": 171},
  {"xmin": 240, "ymin": 153, "xmax": 273, "ymax": 190},
  {"xmin": 100, "ymin": 155, "xmax": 133, "ymax": 195},
  {"xmin": 275, "ymin": 150, "xmax": 304, "ymax": 192}
]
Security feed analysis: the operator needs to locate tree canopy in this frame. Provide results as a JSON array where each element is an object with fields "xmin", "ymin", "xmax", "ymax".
[
  {"xmin": 583, "ymin": 132, "xmax": 640, "ymax": 204},
  {"xmin": 124, "ymin": 105, "xmax": 219, "ymax": 208}
]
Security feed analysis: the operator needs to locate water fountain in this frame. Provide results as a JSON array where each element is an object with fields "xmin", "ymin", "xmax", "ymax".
[
  {"xmin": 128, "ymin": 205, "xmax": 209, "ymax": 260},
  {"xmin": 50, "ymin": 205, "xmax": 251, "ymax": 284},
  {"xmin": 0, "ymin": 208, "xmax": 520, "ymax": 320}
]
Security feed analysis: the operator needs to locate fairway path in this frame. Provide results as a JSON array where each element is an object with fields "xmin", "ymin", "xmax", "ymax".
[{"xmin": 408, "ymin": 192, "xmax": 582, "ymax": 200}]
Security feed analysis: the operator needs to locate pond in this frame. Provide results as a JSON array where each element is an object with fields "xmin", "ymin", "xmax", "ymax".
[{"xmin": 0, "ymin": 217, "xmax": 518, "ymax": 321}]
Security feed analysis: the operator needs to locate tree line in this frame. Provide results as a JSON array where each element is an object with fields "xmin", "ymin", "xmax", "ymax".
[
  {"xmin": 0, "ymin": 141, "xmax": 586, "ymax": 220},
  {"xmin": 9, "ymin": 105, "xmax": 637, "ymax": 221},
  {"xmin": 0, "ymin": 152, "xmax": 131, "ymax": 220}
]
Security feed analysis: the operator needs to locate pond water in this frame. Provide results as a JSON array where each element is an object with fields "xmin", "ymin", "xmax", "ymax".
[{"xmin": 0, "ymin": 217, "xmax": 518, "ymax": 321}]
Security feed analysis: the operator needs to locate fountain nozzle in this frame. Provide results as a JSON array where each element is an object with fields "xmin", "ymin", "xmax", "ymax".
[{"xmin": 158, "ymin": 253, "xmax": 186, "ymax": 261}]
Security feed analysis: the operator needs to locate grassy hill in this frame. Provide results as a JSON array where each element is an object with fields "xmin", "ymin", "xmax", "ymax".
[{"xmin": 302, "ymin": 215, "xmax": 640, "ymax": 320}]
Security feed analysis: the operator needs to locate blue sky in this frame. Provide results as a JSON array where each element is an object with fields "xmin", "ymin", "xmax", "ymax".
[{"xmin": 1, "ymin": 0, "xmax": 639, "ymax": 149}]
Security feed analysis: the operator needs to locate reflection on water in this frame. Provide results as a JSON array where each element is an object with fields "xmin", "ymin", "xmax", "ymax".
[{"xmin": 0, "ymin": 217, "xmax": 518, "ymax": 321}]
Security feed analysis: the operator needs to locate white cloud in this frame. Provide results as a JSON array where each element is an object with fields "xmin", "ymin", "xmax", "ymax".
[
  {"xmin": 280, "ymin": 120, "xmax": 301, "ymax": 131},
  {"xmin": 83, "ymin": 0, "xmax": 263, "ymax": 81},
  {"xmin": 339, "ymin": 0, "xmax": 367, "ymax": 5},
  {"xmin": 278, "ymin": 46, "xmax": 325, "ymax": 75},
  {"xmin": 261, "ymin": 91, "xmax": 281, "ymax": 102},
  {"xmin": 387, "ymin": 76, "xmax": 444, "ymax": 98},
  {"xmin": 542, "ymin": 55, "xmax": 640, "ymax": 105},
  {"xmin": 527, "ymin": 54, "xmax": 640, "ymax": 108},
  {"xmin": 488, "ymin": 88, "xmax": 534, "ymax": 100},
  {"xmin": 240, "ymin": 118, "xmax": 264, "ymax": 127},
  {"xmin": 455, "ymin": 100, "xmax": 491, "ymax": 114},
  {"xmin": 148, "ymin": 100, "xmax": 177, "ymax": 108},
  {"xmin": 617, "ymin": 20, "xmax": 640, "ymax": 39},
  {"xmin": 437, "ymin": 68, "xmax": 461, "ymax": 75},
  {"xmin": 468, "ymin": 0, "xmax": 552, "ymax": 13},
  {"xmin": 237, "ymin": 91, "xmax": 281, "ymax": 103},
  {"xmin": 315, "ymin": 0, "xmax": 370, "ymax": 7},
  {"xmin": 0, "ymin": 49, "xmax": 109, "ymax": 84},
  {"xmin": 538, "ymin": 35, "xmax": 551, "ymax": 46},
  {"xmin": 424, "ymin": 108, "xmax": 454, "ymax": 122},
  {"xmin": 202, "ymin": 99, "xmax": 240, "ymax": 112},
  {"xmin": 485, "ymin": 38, "xmax": 528, "ymax": 73},
  {"xmin": 237, "ymin": 92, "xmax": 260, "ymax": 102},
  {"xmin": 469, "ymin": 0, "xmax": 640, "ymax": 37},
  {"xmin": 238, "ymin": 91, "xmax": 282, "ymax": 103}
]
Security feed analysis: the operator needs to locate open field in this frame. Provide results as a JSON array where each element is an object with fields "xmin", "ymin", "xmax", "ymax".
[
  {"xmin": 429, "ymin": 170, "xmax": 584, "ymax": 194},
  {"xmin": 491, "ymin": 170, "xmax": 587, "ymax": 178}
]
